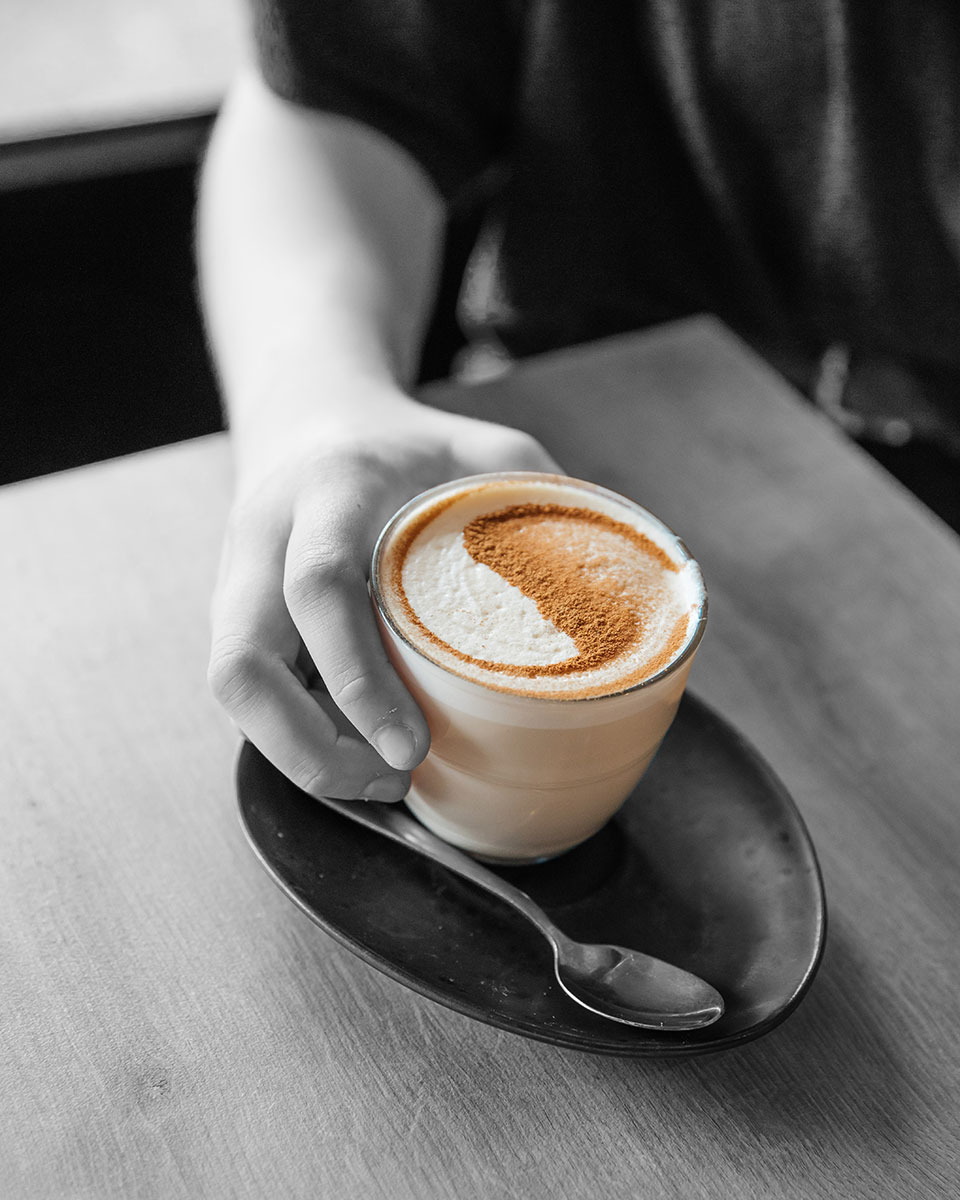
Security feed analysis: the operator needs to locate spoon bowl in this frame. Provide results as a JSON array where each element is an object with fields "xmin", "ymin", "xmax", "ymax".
[{"xmin": 552, "ymin": 937, "xmax": 723, "ymax": 1030}]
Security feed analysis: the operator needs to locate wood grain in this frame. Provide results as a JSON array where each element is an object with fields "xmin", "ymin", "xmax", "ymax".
[{"xmin": 2, "ymin": 318, "xmax": 958, "ymax": 1199}]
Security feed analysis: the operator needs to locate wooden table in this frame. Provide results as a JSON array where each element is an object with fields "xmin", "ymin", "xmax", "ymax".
[{"xmin": 3, "ymin": 319, "xmax": 958, "ymax": 1198}]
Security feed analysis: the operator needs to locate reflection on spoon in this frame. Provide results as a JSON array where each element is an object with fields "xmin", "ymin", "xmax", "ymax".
[{"xmin": 317, "ymin": 794, "xmax": 724, "ymax": 1032}]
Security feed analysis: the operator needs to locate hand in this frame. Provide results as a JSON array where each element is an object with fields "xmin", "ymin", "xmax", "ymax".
[{"xmin": 209, "ymin": 391, "xmax": 560, "ymax": 802}]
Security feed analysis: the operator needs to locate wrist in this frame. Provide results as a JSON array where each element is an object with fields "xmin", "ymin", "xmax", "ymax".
[{"xmin": 226, "ymin": 370, "xmax": 421, "ymax": 492}]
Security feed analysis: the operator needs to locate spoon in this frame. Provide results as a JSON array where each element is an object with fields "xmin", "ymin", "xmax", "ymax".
[{"xmin": 318, "ymin": 795, "xmax": 724, "ymax": 1032}]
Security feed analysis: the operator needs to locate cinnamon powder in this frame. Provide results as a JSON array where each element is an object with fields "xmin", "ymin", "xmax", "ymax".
[
  {"xmin": 389, "ymin": 498, "xmax": 689, "ymax": 693},
  {"xmin": 463, "ymin": 504, "xmax": 674, "ymax": 675}
]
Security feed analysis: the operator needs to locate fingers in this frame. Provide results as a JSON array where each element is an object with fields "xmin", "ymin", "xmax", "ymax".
[
  {"xmin": 282, "ymin": 492, "xmax": 431, "ymax": 772},
  {"xmin": 209, "ymin": 508, "xmax": 409, "ymax": 801},
  {"xmin": 208, "ymin": 415, "xmax": 561, "ymax": 806},
  {"xmin": 453, "ymin": 421, "xmax": 563, "ymax": 476}
]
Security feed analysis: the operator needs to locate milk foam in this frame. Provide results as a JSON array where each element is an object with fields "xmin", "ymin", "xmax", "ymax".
[
  {"xmin": 377, "ymin": 476, "xmax": 703, "ymax": 700},
  {"xmin": 400, "ymin": 515, "xmax": 578, "ymax": 667}
]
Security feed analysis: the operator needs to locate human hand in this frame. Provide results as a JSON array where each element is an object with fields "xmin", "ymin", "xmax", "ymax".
[{"xmin": 209, "ymin": 391, "xmax": 560, "ymax": 802}]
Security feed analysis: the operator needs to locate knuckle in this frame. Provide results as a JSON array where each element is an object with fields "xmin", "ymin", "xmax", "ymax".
[
  {"xmin": 330, "ymin": 667, "xmax": 378, "ymax": 710},
  {"xmin": 506, "ymin": 428, "xmax": 550, "ymax": 464},
  {"xmin": 283, "ymin": 544, "xmax": 357, "ymax": 611},
  {"xmin": 290, "ymin": 759, "xmax": 337, "ymax": 798},
  {"xmin": 467, "ymin": 424, "xmax": 551, "ymax": 471},
  {"xmin": 508, "ymin": 427, "xmax": 537, "ymax": 449},
  {"xmin": 207, "ymin": 635, "xmax": 267, "ymax": 712}
]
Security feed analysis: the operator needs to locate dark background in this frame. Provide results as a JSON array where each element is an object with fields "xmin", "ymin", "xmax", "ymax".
[
  {"xmin": 2, "ymin": 129, "xmax": 956, "ymax": 534},
  {"xmin": 2, "ymin": 158, "xmax": 223, "ymax": 485},
  {"xmin": 0, "ymin": 124, "xmax": 474, "ymax": 488}
]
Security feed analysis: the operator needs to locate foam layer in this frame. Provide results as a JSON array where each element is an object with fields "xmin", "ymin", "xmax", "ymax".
[{"xmin": 377, "ymin": 476, "xmax": 703, "ymax": 699}]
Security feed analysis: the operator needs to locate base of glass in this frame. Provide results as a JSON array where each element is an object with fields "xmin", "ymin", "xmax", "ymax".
[
  {"xmin": 469, "ymin": 848, "xmax": 562, "ymax": 867},
  {"xmin": 404, "ymin": 795, "xmax": 577, "ymax": 866}
]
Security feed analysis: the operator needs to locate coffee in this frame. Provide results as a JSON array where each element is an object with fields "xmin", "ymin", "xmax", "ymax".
[
  {"xmin": 382, "ymin": 478, "xmax": 699, "ymax": 698},
  {"xmin": 372, "ymin": 473, "xmax": 706, "ymax": 863}
]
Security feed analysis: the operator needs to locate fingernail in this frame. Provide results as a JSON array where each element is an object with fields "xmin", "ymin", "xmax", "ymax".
[
  {"xmin": 373, "ymin": 724, "xmax": 418, "ymax": 770},
  {"xmin": 361, "ymin": 775, "xmax": 408, "ymax": 804}
]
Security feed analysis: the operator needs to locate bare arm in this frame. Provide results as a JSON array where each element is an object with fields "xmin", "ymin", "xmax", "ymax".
[
  {"xmin": 199, "ymin": 68, "xmax": 556, "ymax": 801},
  {"xmin": 199, "ymin": 68, "xmax": 443, "ymax": 470}
]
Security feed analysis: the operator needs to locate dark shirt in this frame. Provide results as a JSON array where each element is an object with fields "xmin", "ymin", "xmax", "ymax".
[{"xmin": 252, "ymin": 1, "xmax": 960, "ymax": 380}]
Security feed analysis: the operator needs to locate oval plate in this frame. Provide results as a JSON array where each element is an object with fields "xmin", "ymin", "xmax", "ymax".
[{"xmin": 237, "ymin": 693, "xmax": 826, "ymax": 1056}]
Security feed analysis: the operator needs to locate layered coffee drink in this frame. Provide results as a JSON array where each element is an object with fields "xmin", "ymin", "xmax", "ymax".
[{"xmin": 372, "ymin": 473, "xmax": 706, "ymax": 863}]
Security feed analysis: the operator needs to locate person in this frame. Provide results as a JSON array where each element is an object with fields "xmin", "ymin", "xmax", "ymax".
[{"xmin": 197, "ymin": 1, "xmax": 960, "ymax": 803}]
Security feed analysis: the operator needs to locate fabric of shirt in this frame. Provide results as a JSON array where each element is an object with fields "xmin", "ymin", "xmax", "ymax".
[{"xmin": 251, "ymin": 0, "xmax": 960, "ymax": 379}]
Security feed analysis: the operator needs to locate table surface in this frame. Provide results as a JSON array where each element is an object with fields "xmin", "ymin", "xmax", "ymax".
[{"xmin": 3, "ymin": 318, "xmax": 959, "ymax": 1199}]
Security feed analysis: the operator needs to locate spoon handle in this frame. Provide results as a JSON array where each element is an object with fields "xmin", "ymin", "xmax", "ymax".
[
  {"xmin": 316, "ymin": 795, "xmax": 723, "ymax": 1031},
  {"xmin": 316, "ymin": 795, "xmax": 566, "ymax": 945}
]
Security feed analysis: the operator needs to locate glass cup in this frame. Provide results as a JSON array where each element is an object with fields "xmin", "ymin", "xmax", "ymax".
[{"xmin": 371, "ymin": 473, "xmax": 707, "ymax": 864}]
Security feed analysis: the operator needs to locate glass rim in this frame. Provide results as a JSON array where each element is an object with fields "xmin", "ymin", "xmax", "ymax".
[{"xmin": 370, "ymin": 471, "xmax": 708, "ymax": 704}]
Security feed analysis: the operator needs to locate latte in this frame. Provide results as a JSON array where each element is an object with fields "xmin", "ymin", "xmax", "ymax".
[
  {"xmin": 378, "ymin": 476, "xmax": 701, "ymax": 699},
  {"xmin": 372, "ymin": 473, "xmax": 706, "ymax": 863}
]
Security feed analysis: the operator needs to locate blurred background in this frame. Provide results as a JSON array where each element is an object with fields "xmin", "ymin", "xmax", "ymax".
[
  {"xmin": 2, "ymin": 2, "xmax": 956, "ymax": 532},
  {"xmin": 0, "ymin": 0, "xmax": 482, "ymax": 487},
  {"xmin": 0, "ymin": 0, "xmax": 244, "ymax": 485}
]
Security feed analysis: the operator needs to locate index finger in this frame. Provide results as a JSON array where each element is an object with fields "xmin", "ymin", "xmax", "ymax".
[
  {"xmin": 209, "ymin": 511, "xmax": 410, "ymax": 801},
  {"xmin": 282, "ymin": 487, "xmax": 431, "ymax": 773}
]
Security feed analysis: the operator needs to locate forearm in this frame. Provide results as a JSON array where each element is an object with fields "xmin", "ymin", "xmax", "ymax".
[{"xmin": 197, "ymin": 68, "xmax": 446, "ymax": 481}]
